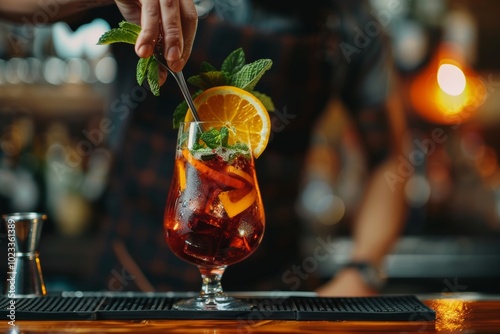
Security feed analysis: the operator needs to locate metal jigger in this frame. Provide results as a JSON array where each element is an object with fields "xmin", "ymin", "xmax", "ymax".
[{"xmin": 3, "ymin": 212, "xmax": 47, "ymax": 298}]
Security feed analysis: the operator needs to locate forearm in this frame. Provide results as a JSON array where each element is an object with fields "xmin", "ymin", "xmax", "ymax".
[
  {"xmin": 0, "ymin": 0, "xmax": 114, "ymax": 23},
  {"xmin": 350, "ymin": 155, "xmax": 406, "ymax": 267}
]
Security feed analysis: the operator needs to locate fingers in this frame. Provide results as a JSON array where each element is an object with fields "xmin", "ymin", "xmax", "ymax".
[
  {"xmin": 159, "ymin": 0, "xmax": 182, "ymax": 64},
  {"xmin": 134, "ymin": 0, "xmax": 161, "ymax": 58},
  {"xmin": 159, "ymin": 0, "xmax": 198, "ymax": 72},
  {"xmin": 117, "ymin": 0, "xmax": 198, "ymax": 80},
  {"xmin": 169, "ymin": 0, "xmax": 198, "ymax": 72}
]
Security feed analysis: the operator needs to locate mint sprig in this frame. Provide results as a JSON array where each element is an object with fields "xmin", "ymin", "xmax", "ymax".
[
  {"xmin": 97, "ymin": 21, "xmax": 160, "ymax": 96},
  {"xmin": 173, "ymin": 48, "xmax": 275, "ymax": 128},
  {"xmin": 200, "ymin": 127, "xmax": 229, "ymax": 149}
]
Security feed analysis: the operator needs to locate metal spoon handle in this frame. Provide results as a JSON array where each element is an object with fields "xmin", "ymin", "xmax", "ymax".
[
  {"xmin": 153, "ymin": 50, "xmax": 201, "ymax": 123},
  {"xmin": 167, "ymin": 69, "xmax": 201, "ymax": 122}
]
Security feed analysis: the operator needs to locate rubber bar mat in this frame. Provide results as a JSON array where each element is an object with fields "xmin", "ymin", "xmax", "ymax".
[{"xmin": 0, "ymin": 293, "xmax": 435, "ymax": 321}]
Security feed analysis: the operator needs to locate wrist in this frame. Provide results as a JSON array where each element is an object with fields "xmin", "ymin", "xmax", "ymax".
[{"xmin": 338, "ymin": 261, "xmax": 386, "ymax": 292}]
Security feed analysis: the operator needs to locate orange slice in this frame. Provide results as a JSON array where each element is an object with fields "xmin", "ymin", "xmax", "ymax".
[
  {"xmin": 182, "ymin": 149, "xmax": 245, "ymax": 189},
  {"xmin": 176, "ymin": 159, "xmax": 187, "ymax": 191},
  {"xmin": 218, "ymin": 188, "xmax": 257, "ymax": 218},
  {"xmin": 185, "ymin": 86, "xmax": 271, "ymax": 158},
  {"xmin": 226, "ymin": 165, "xmax": 254, "ymax": 185}
]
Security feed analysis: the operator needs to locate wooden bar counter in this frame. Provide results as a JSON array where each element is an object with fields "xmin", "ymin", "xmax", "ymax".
[{"xmin": 2, "ymin": 294, "xmax": 500, "ymax": 333}]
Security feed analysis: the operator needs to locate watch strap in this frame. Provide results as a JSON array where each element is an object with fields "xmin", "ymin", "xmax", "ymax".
[{"xmin": 340, "ymin": 261, "xmax": 386, "ymax": 291}]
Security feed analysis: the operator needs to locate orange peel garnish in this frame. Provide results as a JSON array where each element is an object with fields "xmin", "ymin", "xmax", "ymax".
[{"xmin": 218, "ymin": 187, "xmax": 256, "ymax": 218}]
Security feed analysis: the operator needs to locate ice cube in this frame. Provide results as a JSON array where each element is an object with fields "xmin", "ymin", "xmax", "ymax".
[
  {"xmin": 237, "ymin": 220, "xmax": 254, "ymax": 238},
  {"xmin": 184, "ymin": 233, "xmax": 217, "ymax": 261},
  {"xmin": 184, "ymin": 219, "xmax": 224, "ymax": 261},
  {"xmin": 189, "ymin": 218, "xmax": 223, "ymax": 233},
  {"xmin": 206, "ymin": 195, "xmax": 227, "ymax": 220}
]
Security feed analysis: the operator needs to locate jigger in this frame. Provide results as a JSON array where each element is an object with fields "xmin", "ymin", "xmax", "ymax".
[{"xmin": 3, "ymin": 212, "xmax": 47, "ymax": 298}]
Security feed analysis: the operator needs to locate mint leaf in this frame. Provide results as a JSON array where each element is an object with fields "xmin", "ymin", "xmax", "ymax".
[
  {"xmin": 200, "ymin": 71, "xmax": 227, "ymax": 87},
  {"xmin": 147, "ymin": 60, "xmax": 160, "ymax": 96},
  {"xmin": 186, "ymin": 75, "xmax": 206, "ymax": 90},
  {"xmin": 97, "ymin": 28, "xmax": 138, "ymax": 45},
  {"xmin": 227, "ymin": 142, "xmax": 251, "ymax": 162},
  {"xmin": 200, "ymin": 61, "xmax": 217, "ymax": 73},
  {"xmin": 192, "ymin": 139, "xmax": 205, "ymax": 151},
  {"xmin": 231, "ymin": 59, "xmax": 272, "ymax": 91},
  {"xmin": 230, "ymin": 142, "xmax": 250, "ymax": 153},
  {"xmin": 251, "ymin": 90, "xmax": 275, "ymax": 112},
  {"xmin": 137, "ymin": 56, "xmax": 160, "ymax": 94},
  {"xmin": 118, "ymin": 21, "xmax": 141, "ymax": 35},
  {"xmin": 222, "ymin": 48, "xmax": 245, "ymax": 77},
  {"xmin": 199, "ymin": 127, "xmax": 229, "ymax": 148},
  {"xmin": 137, "ymin": 57, "xmax": 151, "ymax": 85},
  {"xmin": 187, "ymin": 71, "xmax": 227, "ymax": 90},
  {"xmin": 173, "ymin": 100, "xmax": 188, "ymax": 128},
  {"xmin": 200, "ymin": 128, "xmax": 222, "ymax": 148}
]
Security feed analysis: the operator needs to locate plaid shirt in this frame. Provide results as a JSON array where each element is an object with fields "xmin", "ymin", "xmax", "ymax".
[{"xmin": 92, "ymin": 0, "xmax": 394, "ymax": 292}]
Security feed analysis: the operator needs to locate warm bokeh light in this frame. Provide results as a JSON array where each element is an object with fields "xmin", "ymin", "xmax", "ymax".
[
  {"xmin": 437, "ymin": 64, "xmax": 466, "ymax": 96},
  {"xmin": 434, "ymin": 65, "xmax": 470, "ymax": 117},
  {"xmin": 410, "ymin": 43, "xmax": 487, "ymax": 124}
]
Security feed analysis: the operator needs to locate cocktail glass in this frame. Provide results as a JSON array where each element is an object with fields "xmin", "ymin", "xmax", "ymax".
[{"xmin": 164, "ymin": 121, "xmax": 265, "ymax": 310}]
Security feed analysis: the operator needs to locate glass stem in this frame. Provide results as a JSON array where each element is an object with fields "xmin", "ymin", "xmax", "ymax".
[{"xmin": 198, "ymin": 266, "xmax": 227, "ymax": 301}]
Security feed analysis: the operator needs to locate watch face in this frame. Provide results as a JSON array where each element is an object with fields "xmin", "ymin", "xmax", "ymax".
[{"xmin": 346, "ymin": 262, "xmax": 386, "ymax": 290}]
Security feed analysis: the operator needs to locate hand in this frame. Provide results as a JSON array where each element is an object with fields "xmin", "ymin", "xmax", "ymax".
[
  {"xmin": 315, "ymin": 268, "xmax": 379, "ymax": 297},
  {"xmin": 114, "ymin": 0, "xmax": 198, "ymax": 75}
]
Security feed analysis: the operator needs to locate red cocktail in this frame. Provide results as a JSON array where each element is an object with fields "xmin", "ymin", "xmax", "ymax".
[{"xmin": 164, "ymin": 121, "xmax": 265, "ymax": 310}]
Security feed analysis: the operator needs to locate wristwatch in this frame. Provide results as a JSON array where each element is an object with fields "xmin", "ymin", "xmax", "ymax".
[{"xmin": 340, "ymin": 261, "xmax": 386, "ymax": 291}]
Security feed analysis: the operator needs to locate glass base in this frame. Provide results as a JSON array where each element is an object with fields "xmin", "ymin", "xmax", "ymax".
[{"xmin": 173, "ymin": 295, "xmax": 253, "ymax": 311}]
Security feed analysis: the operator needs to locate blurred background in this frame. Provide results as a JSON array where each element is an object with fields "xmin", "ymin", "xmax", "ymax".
[{"xmin": 1, "ymin": 0, "xmax": 500, "ymax": 294}]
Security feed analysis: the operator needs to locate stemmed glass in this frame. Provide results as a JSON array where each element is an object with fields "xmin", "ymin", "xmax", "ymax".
[{"xmin": 164, "ymin": 121, "xmax": 265, "ymax": 310}]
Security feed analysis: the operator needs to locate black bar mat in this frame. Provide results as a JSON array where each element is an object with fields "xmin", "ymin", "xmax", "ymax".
[
  {"xmin": 97, "ymin": 296, "xmax": 297, "ymax": 320},
  {"xmin": 294, "ymin": 296, "xmax": 435, "ymax": 321},
  {"xmin": 1, "ymin": 295, "xmax": 99, "ymax": 320},
  {"xmin": 0, "ymin": 293, "xmax": 435, "ymax": 321}
]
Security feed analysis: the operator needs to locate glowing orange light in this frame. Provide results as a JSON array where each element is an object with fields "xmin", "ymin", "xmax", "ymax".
[
  {"xmin": 427, "ymin": 299, "xmax": 469, "ymax": 332},
  {"xmin": 410, "ymin": 43, "xmax": 486, "ymax": 125},
  {"xmin": 438, "ymin": 64, "xmax": 466, "ymax": 96}
]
